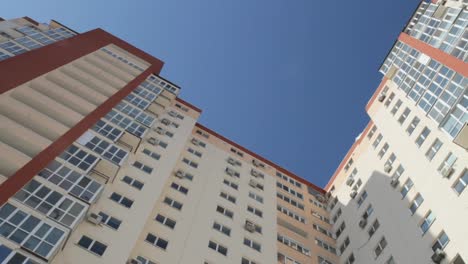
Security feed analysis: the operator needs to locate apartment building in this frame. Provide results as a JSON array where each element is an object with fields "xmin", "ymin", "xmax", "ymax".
[{"xmin": 0, "ymin": 0, "xmax": 466, "ymax": 263}]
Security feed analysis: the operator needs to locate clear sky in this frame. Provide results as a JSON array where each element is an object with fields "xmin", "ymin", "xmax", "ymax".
[{"xmin": 6, "ymin": 0, "xmax": 420, "ymax": 187}]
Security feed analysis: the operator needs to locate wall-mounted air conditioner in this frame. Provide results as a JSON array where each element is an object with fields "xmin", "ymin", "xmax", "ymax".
[
  {"xmin": 191, "ymin": 138, "xmax": 200, "ymax": 145},
  {"xmin": 358, "ymin": 218, "xmax": 367, "ymax": 229},
  {"xmin": 346, "ymin": 178, "xmax": 355, "ymax": 186},
  {"xmin": 431, "ymin": 249, "xmax": 446, "ymax": 264},
  {"xmin": 249, "ymin": 179, "xmax": 258, "ymax": 188},
  {"xmin": 440, "ymin": 166, "xmax": 454, "ymax": 178},
  {"xmin": 384, "ymin": 164, "xmax": 393, "ymax": 173},
  {"xmin": 390, "ymin": 177, "xmax": 399, "ymax": 188},
  {"xmin": 350, "ymin": 191, "xmax": 357, "ymax": 199},
  {"xmin": 378, "ymin": 93, "xmax": 387, "ymax": 102},
  {"xmin": 175, "ymin": 170, "xmax": 185, "ymax": 179},
  {"xmin": 147, "ymin": 137, "xmax": 159, "ymax": 145},
  {"xmin": 227, "ymin": 158, "xmax": 236, "ymax": 165},
  {"xmin": 87, "ymin": 213, "xmax": 103, "ymax": 225},
  {"xmin": 161, "ymin": 118, "xmax": 170, "ymax": 125},
  {"xmin": 245, "ymin": 221, "xmax": 255, "ymax": 232},
  {"xmin": 252, "ymin": 160, "xmax": 261, "ymax": 167},
  {"xmin": 154, "ymin": 127, "xmax": 165, "ymax": 135}
]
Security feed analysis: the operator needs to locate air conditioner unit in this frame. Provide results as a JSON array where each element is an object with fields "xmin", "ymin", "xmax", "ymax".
[
  {"xmin": 227, "ymin": 158, "xmax": 236, "ymax": 165},
  {"xmin": 346, "ymin": 177, "xmax": 355, "ymax": 186},
  {"xmin": 87, "ymin": 213, "xmax": 103, "ymax": 225},
  {"xmin": 191, "ymin": 138, "xmax": 200, "ymax": 145},
  {"xmin": 251, "ymin": 169, "xmax": 259, "ymax": 177},
  {"xmin": 161, "ymin": 119, "xmax": 170, "ymax": 125},
  {"xmin": 127, "ymin": 259, "xmax": 142, "ymax": 264},
  {"xmin": 350, "ymin": 191, "xmax": 357, "ymax": 199},
  {"xmin": 175, "ymin": 170, "xmax": 185, "ymax": 179},
  {"xmin": 316, "ymin": 195, "xmax": 326, "ymax": 203},
  {"xmin": 252, "ymin": 160, "xmax": 261, "ymax": 167},
  {"xmin": 384, "ymin": 164, "xmax": 393, "ymax": 173},
  {"xmin": 378, "ymin": 93, "xmax": 386, "ymax": 102},
  {"xmin": 431, "ymin": 249, "xmax": 446, "ymax": 264},
  {"xmin": 358, "ymin": 218, "xmax": 367, "ymax": 229},
  {"xmin": 390, "ymin": 177, "xmax": 399, "ymax": 188},
  {"xmin": 225, "ymin": 167, "xmax": 235, "ymax": 176},
  {"xmin": 154, "ymin": 127, "xmax": 165, "ymax": 135},
  {"xmin": 147, "ymin": 137, "xmax": 159, "ymax": 145},
  {"xmin": 440, "ymin": 166, "xmax": 454, "ymax": 178},
  {"xmin": 249, "ymin": 180, "xmax": 257, "ymax": 188},
  {"xmin": 168, "ymin": 111, "xmax": 177, "ymax": 117},
  {"xmin": 245, "ymin": 221, "xmax": 255, "ymax": 232}
]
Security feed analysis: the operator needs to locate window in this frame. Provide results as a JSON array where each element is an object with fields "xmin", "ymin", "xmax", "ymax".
[
  {"xmin": 187, "ymin": 147, "xmax": 202, "ymax": 158},
  {"xmin": 397, "ymin": 107, "xmax": 411, "ymax": 124},
  {"xmin": 213, "ymin": 222, "xmax": 231, "ymax": 236},
  {"xmin": 362, "ymin": 204, "xmax": 374, "ymax": 219},
  {"xmin": 182, "ymin": 158, "xmax": 198, "ymax": 168},
  {"xmin": 164, "ymin": 197, "xmax": 183, "ymax": 210},
  {"xmin": 368, "ymin": 219, "xmax": 380, "ymax": 237},
  {"xmin": 216, "ymin": 205, "xmax": 233, "ymax": 219},
  {"xmin": 230, "ymin": 147, "xmax": 243, "ymax": 157},
  {"xmin": 401, "ymin": 178, "xmax": 414, "ymax": 198},
  {"xmin": 278, "ymin": 234, "xmax": 311, "ymax": 256},
  {"xmin": 332, "ymin": 208, "xmax": 342, "ymax": 223},
  {"xmin": 78, "ymin": 133, "xmax": 128, "ymax": 165},
  {"xmin": 223, "ymin": 179, "xmax": 238, "ymax": 190},
  {"xmin": 132, "ymin": 161, "xmax": 153, "ymax": 174},
  {"xmin": 367, "ymin": 125, "xmax": 377, "ymax": 139},
  {"xmin": 374, "ymin": 237, "xmax": 387, "ymax": 258},
  {"xmin": 277, "ymin": 193, "xmax": 304, "ymax": 210},
  {"xmin": 278, "ymin": 253, "xmax": 301, "ymax": 264},
  {"xmin": 155, "ymin": 214, "xmax": 176, "ymax": 229},
  {"xmin": 357, "ymin": 191, "xmax": 368, "ymax": 207},
  {"xmin": 392, "ymin": 165, "xmax": 405, "ymax": 180},
  {"xmin": 277, "ymin": 205, "xmax": 305, "ymax": 224},
  {"xmin": 38, "ymin": 160, "xmax": 103, "ymax": 203},
  {"xmin": 171, "ymin": 182, "xmax": 189, "ymax": 195},
  {"xmin": 452, "ymin": 255, "xmax": 466, "ymax": 264},
  {"xmin": 420, "ymin": 210, "xmax": 435, "ymax": 234},
  {"xmin": 122, "ymin": 176, "xmax": 144, "ymax": 190},
  {"xmin": 409, "ymin": 193, "xmax": 424, "ymax": 214},
  {"xmin": 276, "ymin": 172, "xmax": 302, "ymax": 188},
  {"xmin": 438, "ymin": 152, "xmax": 457, "ymax": 176},
  {"xmin": 386, "ymin": 256, "xmax": 396, "ymax": 264},
  {"xmin": 384, "ymin": 92, "xmax": 395, "ymax": 108},
  {"xmin": 142, "ymin": 148, "xmax": 160, "ymax": 160},
  {"xmin": 453, "ymin": 170, "xmax": 468, "ymax": 195},
  {"xmin": 110, "ymin": 192, "xmax": 134, "ymax": 208},
  {"xmin": 0, "ymin": 203, "xmax": 66, "ymax": 259},
  {"xmin": 372, "ymin": 134, "xmax": 383, "ymax": 149},
  {"xmin": 219, "ymin": 191, "xmax": 236, "ymax": 204},
  {"xmin": 124, "ymin": 94, "xmax": 150, "ymax": 110},
  {"xmin": 98, "ymin": 212, "xmax": 122, "ymax": 230},
  {"xmin": 340, "ymin": 237, "xmax": 351, "ymax": 255},
  {"xmin": 344, "ymin": 158, "xmax": 354, "ymax": 172},
  {"xmin": 16, "ymin": 26, "xmax": 54, "ymax": 45},
  {"xmin": 168, "ymin": 110, "xmax": 184, "ymax": 120},
  {"xmin": 432, "ymin": 231, "xmax": 449, "ymax": 251},
  {"xmin": 425, "ymin": 138, "xmax": 443, "ymax": 161},
  {"xmin": 104, "ymin": 110, "xmax": 147, "ymax": 137},
  {"xmin": 406, "ymin": 116, "xmax": 420, "ymax": 135},
  {"xmin": 13, "ymin": 179, "xmax": 87, "ymax": 228},
  {"xmin": 133, "ymin": 86, "xmax": 157, "ymax": 102},
  {"xmin": 225, "ymin": 167, "xmax": 240, "ymax": 178},
  {"xmin": 249, "ymin": 180, "xmax": 264, "ymax": 191},
  {"xmin": 208, "ymin": 240, "xmax": 227, "ymax": 256},
  {"xmin": 248, "ymin": 191, "xmax": 263, "ymax": 203},
  {"xmin": 77, "ymin": 236, "xmax": 107, "ymax": 256},
  {"xmin": 145, "ymin": 233, "xmax": 168, "ymax": 250},
  {"xmin": 0, "ymin": 244, "xmax": 40, "ymax": 264},
  {"xmin": 277, "ymin": 182, "xmax": 303, "ymax": 200},
  {"xmin": 244, "ymin": 238, "xmax": 261, "ymax": 252},
  {"xmin": 0, "ymin": 50, "xmax": 11, "ymax": 61},
  {"xmin": 315, "ymin": 238, "xmax": 336, "ymax": 255},
  {"xmin": 335, "ymin": 222, "xmax": 346, "ymax": 238},
  {"xmin": 377, "ymin": 143, "xmax": 389, "ymax": 159},
  {"xmin": 191, "ymin": 138, "xmax": 206, "ymax": 148},
  {"xmin": 0, "ymin": 41, "xmax": 27, "ymax": 55},
  {"xmin": 247, "ymin": 205, "xmax": 263, "ymax": 218},
  {"xmin": 390, "ymin": 99, "xmax": 402, "ymax": 115},
  {"xmin": 92, "ymin": 120, "xmax": 124, "ymax": 141},
  {"xmin": 58, "ymin": 144, "xmax": 98, "ymax": 172},
  {"xmin": 312, "ymin": 211, "xmax": 330, "ymax": 224},
  {"xmin": 415, "ymin": 127, "xmax": 431, "ymax": 147},
  {"xmin": 312, "ymin": 224, "xmax": 333, "ymax": 238},
  {"xmin": 384, "ymin": 153, "xmax": 396, "ymax": 169}
]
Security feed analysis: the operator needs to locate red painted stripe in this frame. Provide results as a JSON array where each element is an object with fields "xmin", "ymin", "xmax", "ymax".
[
  {"xmin": 399, "ymin": 33, "xmax": 468, "ymax": 77},
  {"xmin": 324, "ymin": 121, "xmax": 374, "ymax": 191},
  {"xmin": 0, "ymin": 28, "xmax": 164, "ymax": 94},
  {"xmin": 195, "ymin": 123, "xmax": 326, "ymax": 194},
  {"xmin": 365, "ymin": 77, "xmax": 389, "ymax": 112},
  {"xmin": 0, "ymin": 29, "xmax": 164, "ymax": 205},
  {"xmin": 176, "ymin": 98, "xmax": 202, "ymax": 113}
]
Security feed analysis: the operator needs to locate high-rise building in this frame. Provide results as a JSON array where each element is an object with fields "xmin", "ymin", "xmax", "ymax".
[{"xmin": 0, "ymin": 0, "xmax": 466, "ymax": 263}]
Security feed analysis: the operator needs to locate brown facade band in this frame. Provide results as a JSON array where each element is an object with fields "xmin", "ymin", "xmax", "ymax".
[{"xmin": 0, "ymin": 29, "xmax": 164, "ymax": 206}]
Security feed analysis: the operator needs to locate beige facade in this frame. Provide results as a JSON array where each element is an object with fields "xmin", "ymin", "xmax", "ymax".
[{"xmin": 0, "ymin": 3, "xmax": 467, "ymax": 263}]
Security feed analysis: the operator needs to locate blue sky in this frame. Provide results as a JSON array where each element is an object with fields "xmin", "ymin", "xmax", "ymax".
[{"xmin": 6, "ymin": 0, "xmax": 419, "ymax": 187}]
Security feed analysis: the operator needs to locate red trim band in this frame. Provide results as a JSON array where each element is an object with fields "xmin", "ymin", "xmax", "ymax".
[{"xmin": 176, "ymin": 98, "xmax": 202, "ymax": 113}]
